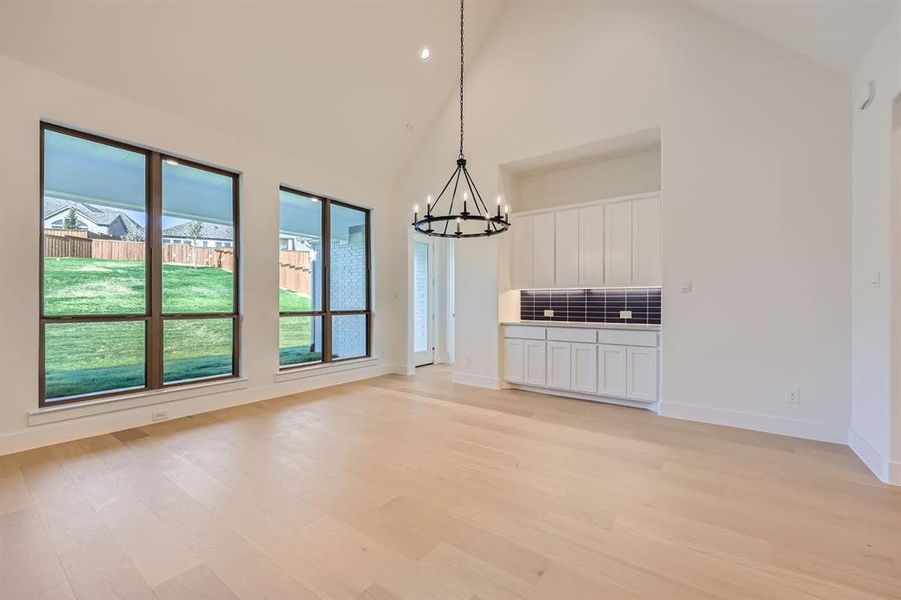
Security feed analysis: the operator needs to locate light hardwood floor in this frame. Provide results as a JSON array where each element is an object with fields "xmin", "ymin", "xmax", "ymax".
[{"xmin": 2, "ymin": 364, "xmax": 900, "ymax": 599}]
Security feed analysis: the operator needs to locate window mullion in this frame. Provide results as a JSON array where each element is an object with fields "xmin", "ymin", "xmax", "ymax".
[
  {"xmin": 148, "ymin": 152, "xmax": 163, "ymax": 390},
  {"xmin": 323, "ymin": 198, "xmax": 332, "ymax": 363}
]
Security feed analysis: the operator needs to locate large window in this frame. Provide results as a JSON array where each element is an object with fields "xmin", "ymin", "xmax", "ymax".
[
  {"xmin": 40, "ymin": 124, "xmax": 239, "ymax": 405},
  {"xmin": 278, "ymin": 187, "xmax": 370, "ymax": 367}
]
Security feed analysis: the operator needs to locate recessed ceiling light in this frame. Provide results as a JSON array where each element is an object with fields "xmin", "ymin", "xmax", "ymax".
[{"xmin": 419, "ymin": 47, "xmax": 431, "ymax": 61}]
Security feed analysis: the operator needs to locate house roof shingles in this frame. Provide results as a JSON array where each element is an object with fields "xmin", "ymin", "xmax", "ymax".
[
  {"xmin": 44, "ymin": 197, "xmax": 145, "ymax": 238},
  {"xmin": 162, "ymin": 221, "xmax": 234, "ymax": 240}
]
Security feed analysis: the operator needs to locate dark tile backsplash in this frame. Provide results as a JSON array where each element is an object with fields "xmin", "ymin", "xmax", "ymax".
[{"xmin": 520, "ymin": 287, "xmax": 662, "ymax": 325}]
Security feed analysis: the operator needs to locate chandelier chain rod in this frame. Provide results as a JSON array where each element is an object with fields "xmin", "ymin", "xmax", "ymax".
[
  {"xmin": 458, "ymin": 0, "xmax": 465, "ymax": 159},
  {"xmin": 462, "ymin": 166, "xmax": 498, "ymax": 232},
  {"xmin": 430, "ymin": 165, "xmax": 460, "ymax": 215},
  {"xmin": 442, "ymin": 168, "xmax": 463, "ymax": 236}
]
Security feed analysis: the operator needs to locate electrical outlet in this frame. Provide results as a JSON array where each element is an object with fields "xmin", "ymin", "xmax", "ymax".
[
  {"xmin": 464, "ymin": 355, "xmax": 471, "ymax": 366},
  {"xmin": 785, "ymin": 388, "xmax": 801, "ymax": 405},
  {"xmin": 151, "ymin": 409, "xmax": 168, "ymax": 422},
  {"xmin": 543, "ymin": 309, "xmax": 554, "ymax": 317}
]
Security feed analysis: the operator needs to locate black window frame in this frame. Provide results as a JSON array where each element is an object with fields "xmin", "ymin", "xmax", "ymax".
[
  {"xmin": 39, "ymin": 122, "xmax": 241, "ymax": 407},
  {"xmin": 278, "ymin": 186, "xmax": 371, "ymax": 369}
]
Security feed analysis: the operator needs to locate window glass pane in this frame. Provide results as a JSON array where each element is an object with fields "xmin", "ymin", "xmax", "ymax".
[
  {"xmin": 279, "ymin": 190, "xmax": 322, "ymax": 312},
  {"xmin": 43, "ymin": 130, "xmax": 147, "ymax": 316},
  {"xmin": 329, "ymin": 204, "xmax": 367, "ymax": 311},
  {"xmin": 164, "ymin": 318, "xmax": 233, "ymax": 383},
  {"xmin": 279, "ymin": 316, "xmax": 323, "ymax": 366},
  {"xmin": 162, "ymin": 161, "xmax": 234, "ymax": 313},
  {"xmin": 331, "ymin": 314, "xmax": 367, "ymax": 360},
  {"xmin": 44, "ymin": 321, "xmax": 145, "ymax": 401},
  {"xmin": 413, "ymin": 241, "xmax": 430, "ymax": 353}
]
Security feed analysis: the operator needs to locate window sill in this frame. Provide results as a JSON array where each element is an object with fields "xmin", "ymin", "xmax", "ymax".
[
  {"xmin": 28, "ymin": 377, "xmax": 249, "ymax": 426},
  {"xmin": 275, "ymin": 356, "xmax": 379, "ymax": 383}
]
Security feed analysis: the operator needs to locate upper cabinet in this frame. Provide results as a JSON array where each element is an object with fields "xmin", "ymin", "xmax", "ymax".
[
  {"xmin": 604, "ymin": 201, "xmax": 633, "ymax": 286},
  {"xmin": 510, "ymin": 193, "xmax": 660, "ymax": 289},
  {"xmin": 554, "ymin": 209, "xmax": 580, "ymax": 287},
  {"xmin": 532, "ymin": 212, "xmax": 556, "ymax": 288},
  {"xmin": 578, "ymin": 205, "xmax": 604, "ymax": 287}
]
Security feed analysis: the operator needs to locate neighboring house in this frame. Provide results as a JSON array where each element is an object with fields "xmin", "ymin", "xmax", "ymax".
[
  {"xmin": 162, "ymin": 222, "xmax": 234, "ymax": 248},
  {"xmin": 43, "ymin": 197, "xmax": 145, "ymax": 239},
  {"xmin": 279, "ymin": 234, "xmax": 317, "ymax": 254}
]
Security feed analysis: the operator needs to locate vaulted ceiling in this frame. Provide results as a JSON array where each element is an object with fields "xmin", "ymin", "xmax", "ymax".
[
  {"xmin": 687, "ymin": 0, "xmax": 896, "ymax": 75},
  {"xmin": 2, "ymin": 1, "xmax": 895, "ymax": 189},
  {"xmin": 0, "ymin": 0, "xmax": 506, "ymax": 185}
]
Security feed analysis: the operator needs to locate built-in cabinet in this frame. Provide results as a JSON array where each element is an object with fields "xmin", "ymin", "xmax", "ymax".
[
  {"xmin": 510, "ymin": 193, "xmax": 661, "ymax": 289},
  {"xmin": 502, "ymin": 324, "xmax": 660, "ymax": 405}
]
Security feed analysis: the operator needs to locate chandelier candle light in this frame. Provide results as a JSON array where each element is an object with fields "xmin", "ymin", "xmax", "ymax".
[{"xmin": 411, "ymin": 0, "xmax": 510, "ymax": 239}]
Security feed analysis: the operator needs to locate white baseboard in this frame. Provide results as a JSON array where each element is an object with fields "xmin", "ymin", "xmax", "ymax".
[
  {"xmin": 848, "ymin": 427, "xmax": 888, "ymax": 481},
  {"xmin": 890, "ymin": 461, "xmax": 901, "ymax": 486},
  {"xmin": 0, "ymin": 362, "xmax": 396, "ymax": 457},
  {"xmin": 453, "ymin": 371, "xmax": 501, "ymax": 390},
  {"xmin": 657, "ymin": 401, "xmax": 847, "ymax": 444}
]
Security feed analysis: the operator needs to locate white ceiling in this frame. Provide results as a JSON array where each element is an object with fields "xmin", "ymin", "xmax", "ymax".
[
  {"xmin": 687, "ymin": 0, "xmax": 897, "ymax": 75},
  {"xmin": 2, "ymin": 1, "xmax": 894, "ymax": 188},
  {"xmin": 0, "ymin": 0, "xmax": 506, "ymax": 186}
]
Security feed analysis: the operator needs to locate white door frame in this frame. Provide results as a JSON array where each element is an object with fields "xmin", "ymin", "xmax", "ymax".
[{"xmin": 412, "ymin": 237, "xmax": 436, "ymax": 367}]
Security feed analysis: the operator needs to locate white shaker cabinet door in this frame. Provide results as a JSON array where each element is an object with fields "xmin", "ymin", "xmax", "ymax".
[
  {"xmin": 554, "ymin": 208, "xmax": 580, "ymax": 287},
  {"xmin": 578, "ymin": 205, "xmax": 604, "ymax": 287},
  {"xmin": 546, "ymin": 341, "xmax": 572, "ymax": 390},
  {"xmin": 598, "ymin": 344, "xmax": 627, "ymax": 398},
  {"xmin": 503, "ymin": 338, "xmax": 525, "ymax": 384},
  {"xmin": 626, "ymin": 346, "xmax": 658, "ymax": 402},
  {"xmin": 532, "ymin": 212, "xmax": 556, "ymax": 288},
  {"xmin": 523, "ymin": 340, "xmax": 547, "ymax": 386},
  {"xmin": 570, "ymin": 342, "xmax": 598, "ymax": 393},
  {"xmin": 604, "ymin": 201, "xmax": 632, "ymax": 286}
]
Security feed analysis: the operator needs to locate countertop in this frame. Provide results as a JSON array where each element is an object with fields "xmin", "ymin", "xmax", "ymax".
[{"xmin": 500, "ymin": 320, "xmax": 661, "ymax": 331}]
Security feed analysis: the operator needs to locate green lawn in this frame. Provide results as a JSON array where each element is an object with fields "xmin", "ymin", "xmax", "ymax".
[{"xmin": 43, "ymin": 257, "xmax": 317, "ymax": 400}]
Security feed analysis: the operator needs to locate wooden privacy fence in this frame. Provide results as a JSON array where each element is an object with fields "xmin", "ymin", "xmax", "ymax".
[
  {"xmin": 161, "ymin": 244, "xmax": 235, "ymax": 272},
  {"xmin": 44, "ymin": 234, "xmax": 236, "ymax": 273},
  {"xmin": 44, "ymin": 229, "xmax": 89, "ymax": 239},
  {"xmin": 44, "ymin": 233, "xmax": 309, "ymax": 294},
  {"xmin": 279, "ymin": 250, "xmax": 312, "ymax": 296},
  {"xmin": 43, "ymin": 233, "xmax": 92, "ymax": 258}
]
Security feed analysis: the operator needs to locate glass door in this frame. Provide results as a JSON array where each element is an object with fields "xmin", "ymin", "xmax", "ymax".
[{"xmin": 413, "ymin": 239, "xmax": 434, "ymax": 366}]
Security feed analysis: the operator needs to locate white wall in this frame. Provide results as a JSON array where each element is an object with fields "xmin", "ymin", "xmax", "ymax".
[
  {"xmin": 0, "ymin": 56, "xmax": 408, "ymax": 454},
  {"xmin": 849, "ymin": 4, "xmax": 901, "ymax": 483},
  {"xmin": 511, "ymin": 149, "xmax": 661, "ymax": 212},
  {"xmin": 394, "ymin": 0, "xmax": 852, "ymax": 442}
]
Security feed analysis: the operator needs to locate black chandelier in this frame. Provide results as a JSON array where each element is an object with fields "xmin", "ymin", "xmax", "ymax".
[{"xmin": 411, "ymin": 0, "xmax": 510, "ymax": 239}]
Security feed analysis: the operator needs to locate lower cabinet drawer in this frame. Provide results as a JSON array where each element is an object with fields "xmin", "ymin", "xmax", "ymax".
[
  {"xmin": 503, "ymin": 325, "xmax": 546, "ymax": 340},
  {"xmin": 597, "ymin": 329, "xmax": 658, "ymax": 347}
]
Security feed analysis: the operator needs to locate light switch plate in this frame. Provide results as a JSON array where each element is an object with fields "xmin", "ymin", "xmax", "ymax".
[
  {"xmin": 681, "ymin": 280, "xmax": 693, "ymax": 293},
  {"xmin": 620, "ymin": 310, "xmax": 632, "ymax": 319},
  {"xmin": 869, "ymin": 271, "xmax": 880, "ymax": 288},
  {"xmin": 543, "ymin": 309, "xmax": 554, "ymax": 317}
]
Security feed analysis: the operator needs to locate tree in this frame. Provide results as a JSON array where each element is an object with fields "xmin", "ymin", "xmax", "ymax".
[
  {"xmin": 63, "ymin": 207, "xmax": 79, "ymax": 231},
  {"xmin": 187, "ymin": 220, "xmax": 204, "ymax": 267}
]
